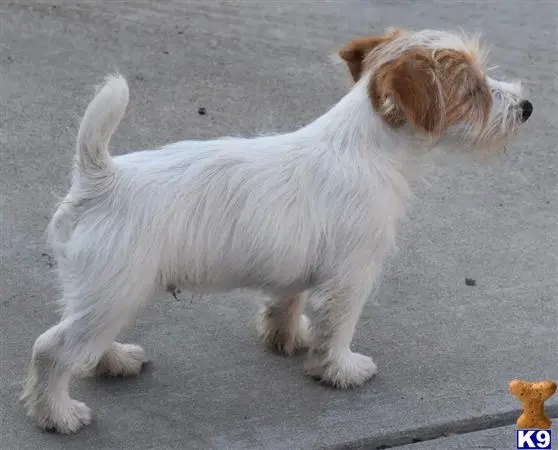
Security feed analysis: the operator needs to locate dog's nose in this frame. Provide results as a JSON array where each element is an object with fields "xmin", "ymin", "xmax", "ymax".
[{"xmin": 520, "ymin": 99, "xmax": 533, "ymax": 122}]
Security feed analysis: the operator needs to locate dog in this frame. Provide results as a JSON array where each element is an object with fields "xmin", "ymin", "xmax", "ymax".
[{"xmin": 21, "ymin": 28, "xmax": 532, "ymax": 433}]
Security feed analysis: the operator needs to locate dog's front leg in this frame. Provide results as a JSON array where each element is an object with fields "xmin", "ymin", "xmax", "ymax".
[{"xmin": 304, "ymin": 277, "xmax": 378, "ymax": 388}]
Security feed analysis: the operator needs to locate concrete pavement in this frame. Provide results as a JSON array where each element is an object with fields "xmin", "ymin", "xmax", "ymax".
[{"xmin": 1, "ymin": 1, "xmax": 556, "ymax": 449}]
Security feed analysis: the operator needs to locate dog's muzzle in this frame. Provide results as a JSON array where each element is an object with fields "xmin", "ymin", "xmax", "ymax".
[{"xmin": 519, "ymin": 99, "xmax": 533, "ymax": 122}]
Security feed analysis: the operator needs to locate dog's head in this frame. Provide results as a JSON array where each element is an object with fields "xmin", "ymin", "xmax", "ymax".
[{"xmin": 338, "ymin": 28, "xmax": 531, "ymax": 155}]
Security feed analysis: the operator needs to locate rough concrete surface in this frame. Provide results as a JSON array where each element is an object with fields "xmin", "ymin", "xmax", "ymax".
[
  {"xmin": 397, "ymin": 424, "xmax": 556, "ymax": 450},
  {"xmin": 1, "ymin": 1, "xmax": 556, "ymax": 449}
]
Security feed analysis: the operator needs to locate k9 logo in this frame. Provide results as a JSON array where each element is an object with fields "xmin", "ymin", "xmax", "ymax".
[{"xmin": 517, "ymin": 430, "xmax": 552, "ymax": 449}]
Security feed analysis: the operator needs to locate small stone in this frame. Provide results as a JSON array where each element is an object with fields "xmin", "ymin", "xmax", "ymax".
[{"xmin": 198, "ymin": 107, "xmax": 207, "ymax": 115}]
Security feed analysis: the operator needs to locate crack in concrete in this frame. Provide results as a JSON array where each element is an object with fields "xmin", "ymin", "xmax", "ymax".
[{"xmin": 326, "ymin": 404, "xmax": 558, "ymax": 449}]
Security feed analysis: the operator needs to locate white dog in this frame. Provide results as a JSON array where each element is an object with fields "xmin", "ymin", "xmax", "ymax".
[{"xmin": 21, "ymin": 28, "xmax": 532, "ymax": 433}]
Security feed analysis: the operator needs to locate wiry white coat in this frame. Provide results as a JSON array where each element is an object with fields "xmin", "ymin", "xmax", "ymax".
[{"xmin": 21, "ymin": 29, "xmax": 528, "ymax": 435}]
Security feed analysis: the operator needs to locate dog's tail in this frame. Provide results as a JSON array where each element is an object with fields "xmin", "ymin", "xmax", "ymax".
[{"xmin": 74, "ymin": 73, "xmax": 129, "ymax": 178}]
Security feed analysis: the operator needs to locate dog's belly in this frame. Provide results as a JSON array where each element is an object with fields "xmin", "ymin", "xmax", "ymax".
[
  {"xmin": 114, "ymin": 146, "xmax": 326, "ymax": 295},
  {"xmin": 111, "ymin": 138, "xmax": 393, "ymax": 297},
  {"xmin": 168, "ymin": 270, "xmax": 317, "ymax": 296},
  {"xmin": 161, "ymin": 233, "xmax": 322, "ymax": 295}
]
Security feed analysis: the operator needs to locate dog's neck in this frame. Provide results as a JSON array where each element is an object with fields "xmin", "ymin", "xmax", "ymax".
[{"xmin": 299, "ymin": 74, "xmax": 431, "ymax": 173}]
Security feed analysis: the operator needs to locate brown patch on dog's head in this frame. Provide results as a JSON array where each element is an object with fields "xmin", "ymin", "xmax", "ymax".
[
  {"xmin": 369, "ymin": 47, "xmax": 492, "ymax": 137},
  {"xmin": 338, "ymin": 29, "xmax": 403, "ymax": 82}
]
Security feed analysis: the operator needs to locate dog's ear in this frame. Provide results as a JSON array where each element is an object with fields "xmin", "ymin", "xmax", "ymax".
[
  {"xmin": 338, "ymin": 29, "xmax": 402, "ymax": 82},
  {"xmin": 369, "ymin": 49, "xmax": 446, "ymax": 136}
]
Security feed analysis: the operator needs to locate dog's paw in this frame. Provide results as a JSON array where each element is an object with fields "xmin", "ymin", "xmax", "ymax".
[
  {"xmin": 95, "ymin": 342, "xmax": 148, "ymax": 377},
  {"xmin": 257, "ymin": 311, "xmax": 311, "ymax": 357},
  {"xmin": 31, "ymin": 398, "xmax": 92, "ymax": 434},
  {"xmin": 304, "ymin": 350, "xmax": 377, "ymax": 388}
]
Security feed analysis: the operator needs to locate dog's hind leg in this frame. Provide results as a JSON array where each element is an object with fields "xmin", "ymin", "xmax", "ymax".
[
  {"xmin": 94, "ymin": 341, "xmax": 148, "ymax": 377},
  {"xmin": 20, "ymin": 318, "xmax": 93, "ymax": 434},
  {"xmin": 20, "ymin": 277, "xmax": 155, "ymax": 433},
  {"xmin": 256, "ymin": 292, "xmax": 311, "ymax": 356}
]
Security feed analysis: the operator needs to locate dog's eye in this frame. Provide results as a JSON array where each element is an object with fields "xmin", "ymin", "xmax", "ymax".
[
  {"xmin": 466, "ymin": 85, "xmax": 486, "ymax": 99},
  {"xmin": 467, "ymin": 87, "xmax": 480, "ymax": 97}
]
